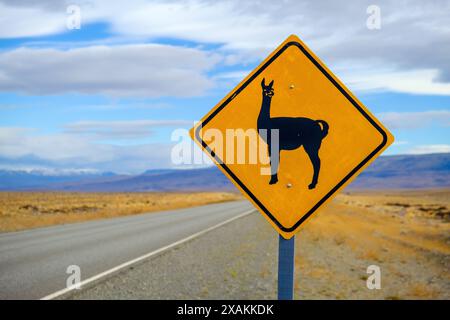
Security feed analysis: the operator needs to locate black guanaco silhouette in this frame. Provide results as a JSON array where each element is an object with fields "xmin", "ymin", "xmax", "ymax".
[{"xmin": 257, "ymin": 78, "xmax": 329, "ymax": 189}]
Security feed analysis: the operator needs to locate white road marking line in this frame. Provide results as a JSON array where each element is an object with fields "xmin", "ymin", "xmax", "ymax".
[{"xmin": 40, "ymin": 209, "xmax": 255, "ymax": 300}]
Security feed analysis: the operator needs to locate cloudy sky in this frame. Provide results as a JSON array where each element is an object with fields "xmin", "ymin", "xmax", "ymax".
[{"xmin": 0, "ymin": 0, "xmax": 449, "ymax": 173}]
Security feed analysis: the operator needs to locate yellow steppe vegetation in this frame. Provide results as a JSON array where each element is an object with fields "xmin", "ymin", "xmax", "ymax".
[
  {"xmin": 294, "ymin": 189, "xmax": 450, "ymax": 299},
  {"xmin": 0, "ymin": 192, "xmax": 242, "ymax": 232}
]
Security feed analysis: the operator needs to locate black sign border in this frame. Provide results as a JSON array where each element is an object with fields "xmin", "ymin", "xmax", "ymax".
[{"xmin": 195, "ymin": 40, "xmax": 388, "ymax": 232}]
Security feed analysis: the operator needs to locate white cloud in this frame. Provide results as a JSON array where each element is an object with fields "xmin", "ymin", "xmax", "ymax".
[
  {"xmin": 0, "ymin": 44, "xmax": 220, "ymax": 97},
  {"xmin": 377, "ymin": 110, "xmax": 450, "ymax": 130},
  {"xmin": 0, "ymin": 165, "xmax": 101, "ymax": 175},
  {"xmin": 407, "ymin": 144, "xmax": 450, "ymax": 154},
  {"xmin": 213, "ymin": 70, "xmax": 251, "ymax": 80},
  {"xmin": 0, "ymin": 0, "xmax": 449, "ymax": 96},
  {"xmin": 339, "ymin": 68, "xmax": 450, "ymax": 96},
  {"xmin": 392, "ymin": 140, "xmax": 409, "ymax": 146},
  {"xmin": 0, "ymin": 127, "xmax": 108, "ymax": 161},
  {"xmin": 0, "ymin": 2, "xmax": 66, "ymax": 38},
  {"xmin": 0, "ymin": 126, "xmax": 177, "ymax": 173},
  {"xmin": 64, "ymin": 119, "xmax": 192, "ymax": 139}
]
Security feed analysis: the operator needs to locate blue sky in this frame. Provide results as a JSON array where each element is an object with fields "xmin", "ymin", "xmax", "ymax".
[{"xmin": 0, "ymin": 0, "xmax": 449, "ymax": 173}]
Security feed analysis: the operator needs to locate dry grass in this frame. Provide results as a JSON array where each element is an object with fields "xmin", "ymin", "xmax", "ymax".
[
  {"xmin": 308, "ymin": 189, "xmax": 450, "ymax": 257},
  {"xmin": 0, "ymin": 191, "xmax": 242, "ymax": 232},
  {"xmin": 294, "ymin": 189, "xmax": 450, "ymax": 299},
  {"xmin": 407, "ymin": 284, "xmax": 441, "ymax": 299}
]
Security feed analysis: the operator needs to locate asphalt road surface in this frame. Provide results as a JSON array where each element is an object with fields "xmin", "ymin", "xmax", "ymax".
[{"xmin": 0, "ymin": 200, "xmax": 253, "ymax": 299}]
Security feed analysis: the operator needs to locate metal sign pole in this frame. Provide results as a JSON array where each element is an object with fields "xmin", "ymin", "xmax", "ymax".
[{"xmin": 278, "ymin": 235, "xmax": 295, "ymax": 300}]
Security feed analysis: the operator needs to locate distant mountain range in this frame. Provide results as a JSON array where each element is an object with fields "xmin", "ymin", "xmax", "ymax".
[
  {"xmin": 0, "ymin": 153, "xmax": 448, "ymax": 191},
  {"xmin": 0, "ymin": 170, "xmax": 118, "ymax": 191},
  {"xmin": 349, "ymin": 153, "xmax": 449, "ymax": 189}
]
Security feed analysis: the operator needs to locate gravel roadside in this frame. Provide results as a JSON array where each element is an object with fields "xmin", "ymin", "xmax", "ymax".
[
  {"xmin": 61, "ymin": 193, "xmax": 449, "ymax": 300},
  {"xmin": 62, "ymin": 212, "xmax": 279, "ymax": 299}
]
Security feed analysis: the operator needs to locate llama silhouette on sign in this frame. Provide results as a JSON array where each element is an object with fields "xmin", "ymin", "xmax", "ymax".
[{"xmin": 257, "ymin": 78, "xmax": 329, "ymax": 189}]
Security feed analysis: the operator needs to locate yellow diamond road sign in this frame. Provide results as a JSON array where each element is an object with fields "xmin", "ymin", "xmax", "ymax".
[{"xmin": 190, "ymin": 34, "xmax": 394, "ymax": 239}]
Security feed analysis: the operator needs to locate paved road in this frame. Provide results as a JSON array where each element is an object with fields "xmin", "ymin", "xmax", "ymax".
[{"xmin": 0, "ymin": 200, "xmax": 253, "ymax": 299}]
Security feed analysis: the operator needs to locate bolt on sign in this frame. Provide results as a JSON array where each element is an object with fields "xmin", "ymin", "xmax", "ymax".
[{"xmin": 190, "ymin": 34, "xmax": 394, "ymax": 239}]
